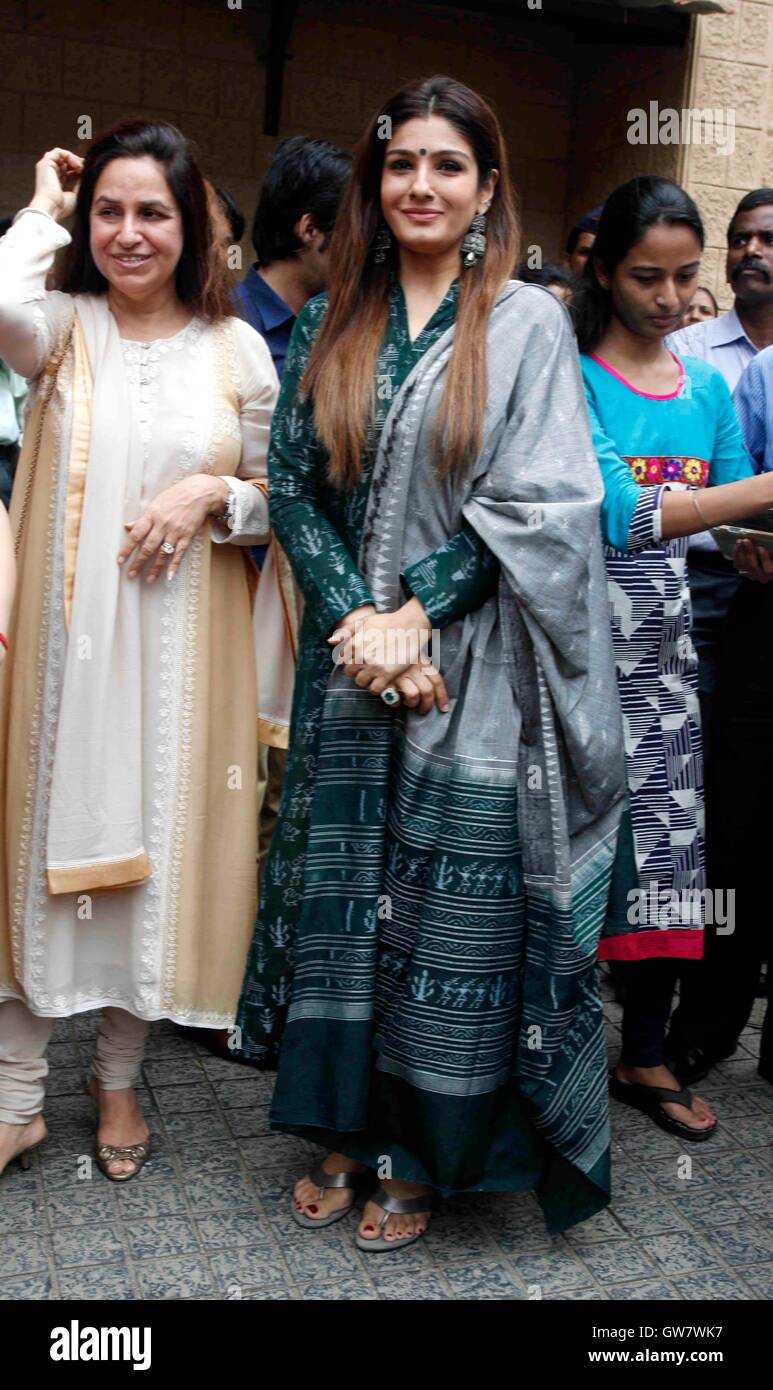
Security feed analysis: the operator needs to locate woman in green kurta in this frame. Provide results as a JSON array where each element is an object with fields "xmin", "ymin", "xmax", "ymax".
[{"xmin": 236, "ymin": 77, "xmax": 627, "ymax": 1245}]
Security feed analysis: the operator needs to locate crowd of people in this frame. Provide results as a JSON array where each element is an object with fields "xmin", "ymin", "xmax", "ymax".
[{"xmin": 0, "ymin": 74, "xmax": 770, "ymax": 1253}]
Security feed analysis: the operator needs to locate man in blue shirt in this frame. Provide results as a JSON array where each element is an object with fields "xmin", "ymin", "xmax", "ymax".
[
  {"xmin": 665, "ymin": 190, "xmax": 773, "ymax": 1089},
  {"xmin": 234, "ymin": 136, "xmax": 352, "ymax": 382}
]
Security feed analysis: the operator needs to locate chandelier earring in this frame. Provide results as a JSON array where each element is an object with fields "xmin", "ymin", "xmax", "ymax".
[
  {"xmin": 461, "ymin": 210, "xmax": 488, "ymax": 268},
  {"xmin": 373, "ymin": 221, "xmax": 393, "ymax": 264}
]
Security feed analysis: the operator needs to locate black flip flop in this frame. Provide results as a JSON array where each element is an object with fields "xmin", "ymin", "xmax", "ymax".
[{"xmin": 609, "ymin": 1069, "xmax": 717, "ymax": 1142}]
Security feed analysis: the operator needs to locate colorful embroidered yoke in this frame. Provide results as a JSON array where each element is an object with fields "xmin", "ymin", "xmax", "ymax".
[
  {"xmin": 581, "ymin": 351, "xmax": 754, "ymax": 961},
  {"xmin": 237, "ymin": 281, "xmax": 626, "ymax": 1233}
]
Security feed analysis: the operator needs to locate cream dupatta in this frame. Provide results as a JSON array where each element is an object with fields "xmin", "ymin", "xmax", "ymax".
[{"xmin": 46, "ymin": 298, "xmax": 150, "ymax": 894}]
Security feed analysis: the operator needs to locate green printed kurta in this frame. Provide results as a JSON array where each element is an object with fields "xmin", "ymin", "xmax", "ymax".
[{"xmin": 236, "ymin": 279, "xmax": 612, "ymax": 1232}]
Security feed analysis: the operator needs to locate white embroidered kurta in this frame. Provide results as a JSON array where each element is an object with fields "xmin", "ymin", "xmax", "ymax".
[{"xmin": 0, "ymin": 208, "xmax": 279, "ymax": 1024}]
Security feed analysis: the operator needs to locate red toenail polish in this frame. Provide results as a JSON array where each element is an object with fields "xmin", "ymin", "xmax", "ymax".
[
  {"xmin": 307, "ymin": 1204, "xmax": 318, "ymax": 1214},
  {"xmin": 363, "ymin": 1225, "xmax": 374, "ymax": 1233}
]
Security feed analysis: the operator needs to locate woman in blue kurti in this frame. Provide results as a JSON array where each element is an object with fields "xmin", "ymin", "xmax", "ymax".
[
  {"xmin": 234, "ymin": 78, "xmax": 629, "ymax": 1246},
  {"xmin": 574, "ymin": 177, "xmax": 773, "ymax": 1142}
]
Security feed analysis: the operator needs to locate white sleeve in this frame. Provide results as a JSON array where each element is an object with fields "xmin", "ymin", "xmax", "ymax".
[
  {"xmin": 211, "ymin": 320, "xmax": 280, "ymax": 547},
  {"xmin": 0, "ymin": 208, "xmax": 74, "ymax": 379}
]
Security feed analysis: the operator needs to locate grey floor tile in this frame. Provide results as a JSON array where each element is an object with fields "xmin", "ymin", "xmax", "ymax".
[
  {"xmin": 208, "ymin": 1246, "xmax": 290, "ymax": 1292},
  {"xmin": 423, "ymin": 1214, "xmax": 498, "ymax": 1265},
  {"xmin": 113, "ymin": 1180, "xmax": 188, "ymax": 1219},
  {"xmin": 195, "ymin": 1209, "xmax": 278, "ymax": 1252},
  {"xmin": 52, "ymin": 1222, "xmax": 125, "ymax": 1269},
  {"xmin": 442, "ymin": 1259, "xmax": 526, "ymax": 1299},
  {"xmin": 142, "ymin": 1057, "xmax": 206, "ymax": 1087},
  {"xmin": 225, "ymin": 1107, "xmax": 274, "ymax": 1138},
  {"xmin": 672, "ymin": 1269, "xmax": 752, "ymax": 1299},
  {"xmin": 564, "ymin": 1209, "xmax": 626, "ymax": 1244},
  {"xmin": 46, "ymin": 1065, "xmax": 88, "ymax": 1096},
  {"xmin": 725, "ymin": 1114, "xmax": 773, "ymax": 1148},
  {"xmin": 282, "ymin": 1234, "xmax": 364, "ymax": 1283},
  {"xmin": 702, "ymin": 1222, "xmax": 773, "ymax": 1267},
  {"xmin": 610, "ymin": 1162, "xmax": 659, "ymax": 1200},
  {"xmin": 741, "ymin": 1263, "xmax": 773, "ymax": 1299},
  {"xmin": 702, "ymin": 1151, "xmax": 773, "ymax": 1184},
  {"xmin": 45, "ymin": 1186, "xmax": 116, "ymax": 1227},
  {"xmin": 371, "ymin": 1270, "xmax": 450, "ymax": 1299},
  {"xmin": 57, "ymin": 1262, "xmax": 136, "ymax": 1299},
  {"xmin": 124, "ymin": 1215, "xmax": 200, "ymax": 1260},
  {"xmin": 239, "ymin": 1134, "xmax": 313, "ymax": 1167},
  {"xmin": 578, "ymin": 1239, "xmax": 657, "ymax": 1283},
  {"xmin": 640, "ymin": 1231, "xmax": 723, "ymax": 1276},
  {"xmin": 151, "ymin": 1083, "xmax": 216, "ymax": 1114},
  {"xmin": 135, "ymin": 1256, "xmax": 214, "ymax": 1299},
  {"xmin": 0, "ymin": 1193, "xmax": 44, "ymax": 1231},
  {"xmin": 610, "ymin": 1196, "xmax": 690, "ymax": 1238},
  {"xmin": 0, "ymin": 1229, "xmax": 50, "ymax": 1275},
  {"xmin": 671, "ymin": 1190, "xmax": 746, "ymax": 1230},
  {"xmin": 162, "ymin": 1112, "xmax": 230, "ymax": 1144},
  {"xmin": 607, "ymin": 1280, "xmax": 679, "ymax": 1300},
  {"xmin": 0, "ymin": 1272, "xmax": 55, "ymax": 1299},
  {"xmin": 300, "ymin": 1276, "xmax": 378, "ymax": 1300},
  {"xmin": 212, "ymin": 1075, "xmax": 277, "ymax": 1108},
  {"xmin": 734, "ymin": 1178, "xmax": 773, "ymax": 1221},
  {"xmin": 184, "ymin": 1171, "xmax": 259, "ymax": 1214},
  {"xmin": 513, "ymin": 1247, "xmax": 594, "ymax": 1295}
]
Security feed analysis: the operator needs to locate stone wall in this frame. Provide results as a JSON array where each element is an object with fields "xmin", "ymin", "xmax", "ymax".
[
  {"xmin": 0, "ymin": 0, "xmax": 687, "ymax": 268},
  {"xmin": 681, "ymin": 1, "xmax": 773, "ymax": 307}
]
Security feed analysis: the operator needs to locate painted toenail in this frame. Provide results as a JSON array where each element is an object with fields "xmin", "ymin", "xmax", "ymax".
[
  {"xmin": 363, "ymin": 1225, "xmax": 374, "ymax": 1233},
  {"xmin": 307, "ymin": 1204, "xmax": 318, "ymax": 1213}
]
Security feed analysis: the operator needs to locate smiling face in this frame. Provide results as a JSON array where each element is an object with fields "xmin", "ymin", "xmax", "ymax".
[
  {"xmin": 380, "ymin": 114, "xmax": 496, "ymax": 260},
  {"xmin": 727, "ymin": 205, "xmax": 773, "ymax": 308},
  {"xmin": 595, "ymin": 222, "xmax": 702, "ymax": 342},
  {"xmin": 89, "ymin": 156, "xmax": 184, "ymax": 300}
]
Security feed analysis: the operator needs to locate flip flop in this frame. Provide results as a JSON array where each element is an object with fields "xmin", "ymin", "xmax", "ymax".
[
  {"xmin": 355, "ymin": 1182, "xmax": 435, "ymax": 1252},
  {"xmin": 609, "ymin": 1069, "xmax": 717, "ymax": 1142},
  {"xmin": 291, "ymin": 1162, "xmax": 371, "ymax": 1229}
]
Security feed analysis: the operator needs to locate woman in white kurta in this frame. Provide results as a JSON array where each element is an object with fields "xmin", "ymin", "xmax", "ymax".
[{"xmin": 0, "ymin": 121, "xmax": 278, "ymax": 1179}]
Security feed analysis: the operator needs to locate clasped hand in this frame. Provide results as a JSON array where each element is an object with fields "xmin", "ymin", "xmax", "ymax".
[{"xmin": 328, "ymin": 599, "xmax": 449, "ymax": 714}]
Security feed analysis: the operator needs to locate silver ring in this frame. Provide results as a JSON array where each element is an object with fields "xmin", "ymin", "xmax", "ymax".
[
  {"xmin": 380, "ymin": 686, "xmax": 400, "ymax": 707},
  {"xmin": 161, "ymin": 541, "xmax": 175, "ymax": 556}
]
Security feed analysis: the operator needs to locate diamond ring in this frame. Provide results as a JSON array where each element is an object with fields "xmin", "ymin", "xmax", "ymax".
[
  {"xmin": 380, "ymin": 687, "xmax": 400, "ymax": 707},
  {"xmin": 161, "ymin": 541, "xmax": 175, "ymax": 556}
]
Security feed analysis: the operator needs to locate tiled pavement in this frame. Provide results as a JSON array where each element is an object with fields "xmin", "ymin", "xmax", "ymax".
[{"xmin": 1, "ymin": 982, "xmax": 771, "ymax": 1301}]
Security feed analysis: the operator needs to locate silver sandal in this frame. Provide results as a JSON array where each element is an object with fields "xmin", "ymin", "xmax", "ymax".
[
  {"xmin": 291, "ymin": 1162, "xmax": 371, "ymax": 1229},
  {"xmin": 355, "ymin": 1182, "xmax": 434, "ymax": 1252}
]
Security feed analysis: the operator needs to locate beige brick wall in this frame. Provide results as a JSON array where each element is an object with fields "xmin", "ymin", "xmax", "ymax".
[
  {"xmin": 0, "ymin": 0, "xmax": 699, "ymax": 271},
  {"xmin": 681, "ymin": 1, "xmax": 773, "ymax": 308}
]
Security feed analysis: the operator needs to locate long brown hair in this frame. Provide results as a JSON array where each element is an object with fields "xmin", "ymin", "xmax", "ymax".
[
  {"xmin": 60, "ymin": 119, "xmax": 234, "ymax": 323},
  {"xmin": 303, "ymin": 76, "xmax": 519, "ymax": 488}
]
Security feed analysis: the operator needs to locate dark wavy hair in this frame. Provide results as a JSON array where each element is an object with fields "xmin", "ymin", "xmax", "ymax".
[
  {"xmin": 59, "ymin": 119, "xmax": 233, "ymax": 321},
  {"xmin": 572, "ymin": 177, "xmax": 704, "ymax": 354},
  {"xmin": 252, "ymin": 135, "xmax": 352, "ymax": 266}
]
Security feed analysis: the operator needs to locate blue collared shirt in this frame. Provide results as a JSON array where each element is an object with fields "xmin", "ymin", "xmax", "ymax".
[
  {"xmin": 233, "ymin": 265, "xmax": 295, "ymax": 381},
  {"xmin": 232, "ymin": 267, "xmax": 296, "ymax": 567},
  {"xmin": 733, "ymin": 343, "xmax": 773, "ymax": 472},
  {"xmin": 666, "ymin": 307, "xmax": 759, "ymax": 548}
]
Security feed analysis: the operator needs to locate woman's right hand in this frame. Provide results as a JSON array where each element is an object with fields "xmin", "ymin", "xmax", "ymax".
[
  {"xmin": 29, "ymin": 148, "xmax": 84, "ymax": 221},
  {"xmin": 389, "ymin": 661, "xmax": 449, "ymax": 714}
]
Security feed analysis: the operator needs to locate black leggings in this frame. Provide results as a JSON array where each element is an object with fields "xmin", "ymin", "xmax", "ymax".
[{"xmin": 617, "ymin": 959, "xmax": 679, "ymax": 1068}]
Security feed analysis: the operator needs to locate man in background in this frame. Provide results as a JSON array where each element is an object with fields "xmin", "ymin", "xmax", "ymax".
[
  {"xmin": 564, "ymin": 206, "xmax": 602, "ymax": 280},
  {"xmin": 666, "ymin": 188, "xmax": 773, "ymax": 1085}
]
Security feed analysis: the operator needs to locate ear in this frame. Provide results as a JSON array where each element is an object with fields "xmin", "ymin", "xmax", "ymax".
[
  {"xmin": 478, "ymin": 167, "xmax": 499, "ymax": 216},
  {"xmin": 592, "ymin": 254, "xmax": 611, "ymax": 290},
  {"xmin": 295, "ymin": 212, "xmax": 318, "ymax": 245}
]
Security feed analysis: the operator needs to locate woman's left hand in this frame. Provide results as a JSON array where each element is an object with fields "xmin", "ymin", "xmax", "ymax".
[
  {"xmin": 328, "ymin": 596, "xmax": 433, "ymax": 689},
  {"xmin": 118, "ymin": 474, "xmax": 229, "ymax": 582}
]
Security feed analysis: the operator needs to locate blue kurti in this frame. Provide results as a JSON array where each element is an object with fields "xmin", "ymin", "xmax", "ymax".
[{"xmin": 581, "ymin": 352, "xmax": 753, "ymax": 960}]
